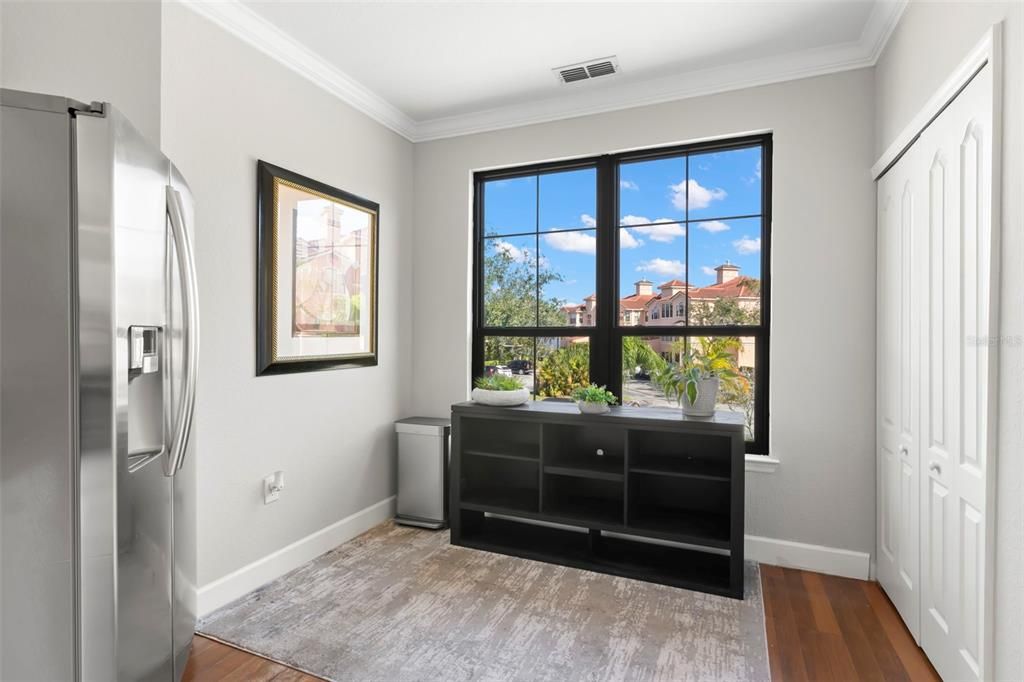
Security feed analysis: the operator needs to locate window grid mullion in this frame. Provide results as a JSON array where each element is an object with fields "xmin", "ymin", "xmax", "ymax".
[
  {"xmin": 684, "ymin": 153, "xmax": 691, "ymax": 327},
  {"xmin": 534, "ymin": 176, "xmax": 540, "ymax": 329}
]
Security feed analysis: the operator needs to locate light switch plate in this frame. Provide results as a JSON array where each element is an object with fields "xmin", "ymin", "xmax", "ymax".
[{"xmin": 263, "ymin": 471, "xmax": 284, "ymax": 504}]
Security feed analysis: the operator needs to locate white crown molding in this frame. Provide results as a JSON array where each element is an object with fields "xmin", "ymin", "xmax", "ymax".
[
  {"xmin": 179, "ymin": 0, "xmax": 418, "ymax": 140},
  {"xmin": 182, "ymin": 0, "xmax": 907, "ymax": 144},
  {"xmin": 861, "ymin": 0, "xmax": 909, "ymax": 62},
  {"xmin": 415, "ymin": 39, "xmax": 876, "ymax": 141},
  {"xmin": 414, "ymin": 0, "xmax": 908, "ymax": 141}
]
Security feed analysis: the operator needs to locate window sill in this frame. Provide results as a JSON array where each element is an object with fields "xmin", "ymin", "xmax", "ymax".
[{"xmin": 745, "ymin": 454, "xmax": 780, "ymax": 473}]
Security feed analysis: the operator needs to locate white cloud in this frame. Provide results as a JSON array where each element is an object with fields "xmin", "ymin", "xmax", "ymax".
[
  {"xmin": 733, "ymin": 235, "xmax": 761, "ymax": 255},
  {"xmin": 698, "ymin": 220, "xmax": 730, "ymax": 233},
  {"xmin": 670, "ymin": 178, "xmax": 727, "ymax": 210},
  {"xmin": 701, "ymin": 266, "xmax": 717, "ymax": 277},
  {"xmin": 745, "ymin": 158, "xmax": 763, "ymax": 185},
  {"xmin": 637, "ymin": 258, "xmax": 685, "ymax": 277},
  {"xmin": 580, "ymin": 213, "xmax": 597, "ymax": 228},
  {"xmin": 620, "ymin": 215, "xmax": 685, "ymax": 243},
  {"xmin": 620, "ymin": 180, "xmax": 639, "ymax": 191},
  {"xmin": 619, "ymin": 230, "xmax": 643, "ymax": 249},
  {"xmin": 544, "ymin": 231, "xmax": 596, "ymax": 255},
  {"xmin": 639, "ymin": 222, "xmax": 685, "ymax": 242},
  {"xmin": 493, "ymin": 240, "xmax": 532, "ymax": 263}
]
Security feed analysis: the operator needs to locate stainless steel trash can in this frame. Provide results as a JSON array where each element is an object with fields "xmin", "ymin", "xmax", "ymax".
[{"xmin": 394, "ymin": 417, "xmax": 451, "ymax": 529}]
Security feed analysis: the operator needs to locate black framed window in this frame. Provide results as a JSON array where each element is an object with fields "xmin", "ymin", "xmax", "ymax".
[{"xmin": 473, "ymin": 134, "xmax": 771, "ymax": 454}]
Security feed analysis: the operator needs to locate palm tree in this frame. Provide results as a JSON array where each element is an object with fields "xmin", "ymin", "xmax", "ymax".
[
  {"xmin": 657, "ymin": 337, "xmax": 749, "ymax": 406},
  {"xmin": 622, "ymin": 336, "xmax": 666, "ymax": 380}
]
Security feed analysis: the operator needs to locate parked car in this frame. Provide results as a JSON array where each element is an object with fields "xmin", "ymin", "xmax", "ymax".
[
  {"xmin": 508, "ymin": 359, "xmax": 533, "ymax": 375},
  {"xmin": 484, "ymin": 365, "xmax": 513, "ymax": 377}
]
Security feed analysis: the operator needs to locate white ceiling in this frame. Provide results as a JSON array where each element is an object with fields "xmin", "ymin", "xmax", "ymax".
[{"xmin": 188, "ymin": 1, "xmax": 907, "ymax": 141}]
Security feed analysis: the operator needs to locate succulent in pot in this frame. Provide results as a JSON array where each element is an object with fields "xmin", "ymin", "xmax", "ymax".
[
  {"xmin": 471, "ymin": 374, "xmax": 530, "ymax": 406},
  {"xmin": 571, "ymin": 384, "xmax": 618, "ymax": 415}
]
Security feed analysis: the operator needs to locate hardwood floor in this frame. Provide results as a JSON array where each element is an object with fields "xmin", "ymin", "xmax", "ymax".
[
  {"xmin": 182, "ymin": 635, "xmax": 323, "ymax": 682},
  {"xmin": 761, "ymin": 565, "xmax": 940, "ymax": 681},
  {"xmin": 186, "ymin": 566, "xmax": 939, "ymax": 682}
]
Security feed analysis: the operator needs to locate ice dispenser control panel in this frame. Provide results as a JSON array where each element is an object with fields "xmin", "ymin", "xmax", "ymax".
[{"xmin": 128, "ymin": 326, "xmax": 160, "ymax": 379}]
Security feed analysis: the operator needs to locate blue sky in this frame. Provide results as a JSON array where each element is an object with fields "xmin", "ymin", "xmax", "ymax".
[{"xmin": 484, "ymin": 146, "xmax": 762, "ymax": 307}]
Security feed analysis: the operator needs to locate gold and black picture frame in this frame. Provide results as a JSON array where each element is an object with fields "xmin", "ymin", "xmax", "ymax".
[{"xmin": 256, "ymin": 160, "xmax": 379, "ymax": 375}]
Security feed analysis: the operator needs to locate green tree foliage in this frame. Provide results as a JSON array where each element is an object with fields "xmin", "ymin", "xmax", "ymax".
[
  {"xmin": 482, "ymin": 243, "xmax": 568, "ymax": 366},
  {"xmin": 483, "ymin": 243, "xmax": 566, "ymax": 327},
  {"xmin": 536, "ymin": 342, "xmax": 590, "ymax": 398},
  {"xmin": 688, "ymin": 278, "xmax": 761, "ymax": 326},
  {"xmin": 484, "ymin": 337, "xmax": 533, "ymax": 367},
  {"xmin": 719, "ymin": 372, "xmax": 755, "ymax": 440}
]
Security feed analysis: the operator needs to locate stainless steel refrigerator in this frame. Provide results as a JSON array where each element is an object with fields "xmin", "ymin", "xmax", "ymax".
[{"xmin": 1, "ymin": 89, "xmax": 199, "ymax": 681}]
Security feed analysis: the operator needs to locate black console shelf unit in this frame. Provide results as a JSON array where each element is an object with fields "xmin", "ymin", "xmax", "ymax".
[{"xmin": 450, "ymin": 401, "xmax": 746, "ymax": 599}]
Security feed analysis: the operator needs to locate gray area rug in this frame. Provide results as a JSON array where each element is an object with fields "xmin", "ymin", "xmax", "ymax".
[{"xmin": 200, "ymin": 522, "xmax": 770, "ymax": 681}]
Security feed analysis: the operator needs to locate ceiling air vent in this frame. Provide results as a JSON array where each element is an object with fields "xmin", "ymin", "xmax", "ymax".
[{"xmin": 554, "ymin": 56, "xmax": 619, "ymax": 85}]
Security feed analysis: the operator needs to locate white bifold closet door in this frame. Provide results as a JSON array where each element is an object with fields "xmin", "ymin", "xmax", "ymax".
[{"xmin": 876, "ymin": 60, "xmax": 997, "ymax": 682}]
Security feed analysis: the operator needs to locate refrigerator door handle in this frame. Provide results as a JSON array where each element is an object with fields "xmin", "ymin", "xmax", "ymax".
[{"xmin": 164, "ymin": 185, "xmax": 199, "ymax": 477}]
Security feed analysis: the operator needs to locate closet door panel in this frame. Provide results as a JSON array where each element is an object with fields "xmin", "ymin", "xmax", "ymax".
[
  {"xmin": 917, "ymin": 63, "xmax": 995, "ymax": 682},
  {"xmin": 921, "ymin": 142, "xmax": 959, "ymax": 671},
  {"xmin": 877, "ymin": 175, "xmax": 898, "ymax": 568},
  {"xmin": 876, "ymin": 149, "xmax": 921, "ymax": 640}
]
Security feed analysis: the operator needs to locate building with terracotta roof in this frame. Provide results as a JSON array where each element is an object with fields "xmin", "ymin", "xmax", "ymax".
[
  {"xmin": 563, "ymin": 294, "xmax": 596, "ymax": 327},
  {"xmin": 619, "ymin": 279, "xmax": 657, "ymax": 326},
  {"xmin": 563, "ymin": 262, "xmax": 759, "ymax": 367}
]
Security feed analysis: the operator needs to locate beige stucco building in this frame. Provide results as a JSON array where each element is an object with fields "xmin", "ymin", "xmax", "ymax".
[{"xmin": 564, "ymin": 262, "xmax": 759, "ymax": 369}]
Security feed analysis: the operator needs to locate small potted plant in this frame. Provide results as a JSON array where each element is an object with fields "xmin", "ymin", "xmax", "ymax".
[
  {"xmin": 571, "ymin": 384, "xmax": 618, "ymax": 415},
  {"xmin": 657, "ymin": 341, "xmax": 743, "ymax": 418},
  {"xmin": 471, "ymin": 374, "xmax": 530, "ymax": 406},
  {"xmin": 677, "ymin": 366, "xmax": 720, "ymax": 417}
]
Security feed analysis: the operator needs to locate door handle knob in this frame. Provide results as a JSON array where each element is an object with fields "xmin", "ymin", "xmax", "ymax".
[
  {"xmin": 929, "ymin": 462, "xmax": 942, "ymax": 475},
  {"xmin": 899, "ymin": 445, "xmax": 909, "ymax": 456}
]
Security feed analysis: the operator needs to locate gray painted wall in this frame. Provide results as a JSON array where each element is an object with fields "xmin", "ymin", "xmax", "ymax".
[
  {"xmin": 160, "ymin": 3, "xmax": 414, "ymax": 586},
  {"xmin": 0, "ymin": 0, "xmax": 162, "ymax": 146},
  {"xmin": 875, "ymin": 2, "xmax": 1024, "ymax": 678},
  {"xmin": 410, "ymin": 68, "xmax": 878, "ymax": 559}
]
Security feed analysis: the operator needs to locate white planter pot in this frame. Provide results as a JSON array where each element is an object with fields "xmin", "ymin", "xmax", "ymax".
[
  {"xmin": 471, "ymin": 387, "xmax": 529, "ymax": 406},
  {"xmin": 681, "ymin": 377, "xmax": 719, "ymax": 417},
  {"xmin": 576, "ymin": 401, "xmax": 611, "ymax": 415}
]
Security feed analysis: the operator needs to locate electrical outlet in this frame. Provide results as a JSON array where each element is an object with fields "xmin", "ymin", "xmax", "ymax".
[{"xmin": 263, "ymin": 471, "xmax": 284, "ymax": 504}]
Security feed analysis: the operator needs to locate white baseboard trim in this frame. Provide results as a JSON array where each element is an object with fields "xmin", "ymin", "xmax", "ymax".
[
  {"xmin": 196, "ymin": 496, "xmax": 396, "ymax": 617},
  {"xmin": 745, "ymin": 534, "xmax": 871, "ymax": 580}
]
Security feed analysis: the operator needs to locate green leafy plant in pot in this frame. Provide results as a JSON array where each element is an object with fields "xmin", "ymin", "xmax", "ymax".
[
  {"xmin": 658, "ymin": 338, "xmax": 745, "ymax": 417},
  {"xmin": 571, "ymin": 384, "xmax": 618, "ymax": 415},
  {"xmin": 471, "ymin": 374, "xmax": 530, "ymax": 406}
]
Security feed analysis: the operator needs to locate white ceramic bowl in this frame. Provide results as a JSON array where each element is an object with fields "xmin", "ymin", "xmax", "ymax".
[{"xmin": 471, "ymin": 387, "xmax": 530, "ymax": 406}]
